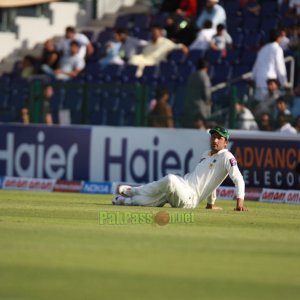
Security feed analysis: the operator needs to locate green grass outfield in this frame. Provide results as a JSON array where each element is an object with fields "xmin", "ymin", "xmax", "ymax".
[{"xmin": 0, "ymin": 190, "xmax": 300, "ymax": 300}]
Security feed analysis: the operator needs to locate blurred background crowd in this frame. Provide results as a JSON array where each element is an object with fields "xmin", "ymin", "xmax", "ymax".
[{"xmin": 0, "ymin": 0, "xmax": 299, "ymax": 134}]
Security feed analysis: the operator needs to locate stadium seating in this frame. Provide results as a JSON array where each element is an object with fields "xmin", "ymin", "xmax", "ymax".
[{"xmin": 2, "ymin": 0, "xmax": 298, "ymax": 127}]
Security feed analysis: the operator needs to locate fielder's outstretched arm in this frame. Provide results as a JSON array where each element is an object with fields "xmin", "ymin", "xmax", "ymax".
[{"xmin": 225, "ymin": 155, "xmax": 248, "ymax": 212}]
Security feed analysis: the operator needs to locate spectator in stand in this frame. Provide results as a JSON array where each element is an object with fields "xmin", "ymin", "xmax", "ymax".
[
  {"xmin": 148, "ymin": 88, "xmax": 174, "ymax": 128},
  {"xmin": 279, "ymin": 28, "xmax": 291, "ymax": 51},
  {"xmin": 160, "ymin": 0, "xmax": 198, "ymax": 18},
  {"xmin": 56, "ymin": 26, "xmax": 94, "ymax": 59},
  {"xmin": 193, "ymin": 114, "xmax": 207, "ymax": 130},
  {"xmin": 42, "ymin": 40, "xmax": 85, "ymax": 81},
  {"xmin": 118, "ymin": 29, "xmax": 148, "ymax": 63},
  {"xmin": 288, "ymin": 0, "xmax": 300, "ymax": 19},
  {"xmin": 129, "ymin": 25, "xmax": 188, "ymax": 77},
  {"xmin": 251, "ymin": 29, "xmax": 288, "ymax": 102},
  {"xmin": 189, "ymin": 20, "xmax": 216, "ymax": 50},
  {"xmin": 196, "ymin": 0, "xmax": 226, "ymax": 29},
  {"xmin": 164, "ymin": 15, "xmax": 180, "ymax": 42},
  {"xmin": 235, "ymin": 101, "xmax": 259, "ymax": 130},
  {"xmin": 277, "ymin": 114, "xmax": 297, "ymax": 133},
  {"xmin": 176, "ymin": 0, "xmax": 198, "ymax": 18},
  {"xmin": 253, "ymin": 79, "xmax": 282, "ymax": 118},
  {"xmin": 257, "ymin": 112, "xmax": 274, "ymax": 131},
  {"xmin": 175, "ymin": 17, "xmax": 199, "ymax": 46},
  {"xmin": 40, "ymin": 39, "xmax": 60, "ymax": 71},
  {"xmin": 209, "ymin": 23, "xmax": 232, "ymax": 57},
  {"xmin": 182, "ymin": 58, "xmax": 211, "ymax": 128},
  {"xmin": 99, "ymin": 30, "xmax": 123, "ymax": 67},
  {"xmin": 20, "ymin": 55, "xmax": 36, "ymax": 79},
  {"xmin": 288, "ymin": 24, "xmax": 300, "ymax": 50},
  {"xmin": 39, "ymin": 85, "xmax": 54, "ymax": 125},
  {"xmin": 21, "ymin": 85, "xmax": 53, "ymax": 125},
  {"xmin": 273, "ymin": 96, "xmax": 292, "ymax": 122}
]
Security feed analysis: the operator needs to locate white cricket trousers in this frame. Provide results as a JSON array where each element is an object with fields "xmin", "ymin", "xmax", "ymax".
[{"xmin": 130, "ymin": 174, "xmax": 198, "ymax": 208}]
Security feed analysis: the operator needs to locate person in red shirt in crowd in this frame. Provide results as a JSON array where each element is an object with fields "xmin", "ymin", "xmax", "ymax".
[{"xmin": 176, "ymin": 0, "xmax": 198, "ymax": 18}]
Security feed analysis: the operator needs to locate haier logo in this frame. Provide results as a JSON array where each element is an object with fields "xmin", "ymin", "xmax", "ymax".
[
  {"xmin": 0, "ymin": 126, "xmax": 90, "ymax": 180},
  {"xmin": 104, "ymin": 137, "xmax": 194, "ymax": 183}
]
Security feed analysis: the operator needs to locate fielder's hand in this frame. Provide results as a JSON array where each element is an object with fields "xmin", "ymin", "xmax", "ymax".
[
  {"xmin": 234, "ymin": 198, "xmax": 248, "ymax": 211},
  {"xmin": 234, "ymin": 206, "xmax": 248, "ymax": 211}
]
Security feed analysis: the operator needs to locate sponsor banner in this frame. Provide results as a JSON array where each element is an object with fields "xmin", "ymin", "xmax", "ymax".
[
  {"xmin": 286, "ymin": 190, "xmax": 300, "ymax": 204},
  {"xmin": 81, "ymin": 181, "xmax": 112, "ymax": 194},
  {"xmin": 215, "ymin": 186, "xmax": 262, "ymax": 201},
  {"xmin": 245, "ymin": 187, "xmax": 263, "ymax": 201},
  {"xmin": 53, "ymin": 180, "xmax": 83, "ymax": 193},
  {"xmin": 259, "ymin": 188, "xmax": 288, "ymax": 203},
  {"xmin": 0, "ymin": 124, "xmax": 91, "ymax": 181},
  {"xmin": 90, "ymin": 127, "xmax": 300, "ymax": 190},
  {"xmin": 0, "ymin": 125, "xmax": 299, "ymax": 191},
  {"xmin": 226, "ymin": 131, "xmax": 300, "ymax": 190},
  {"xmin": 216, "ymin": 186, "xmax": 235, "ymax": 200},
  {"xmin": 3, "ymin": 176, "xmax": 56, "ymax": 192},
  {"xmin": 90, "ymin": 126, "xmax": 209, "ymax": 184},
  {"xmin": 260, "ymin": 188, "xmax": 300, "ymax": 204}
]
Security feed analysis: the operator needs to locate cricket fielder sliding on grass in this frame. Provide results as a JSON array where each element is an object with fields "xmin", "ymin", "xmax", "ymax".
[{"xmin": 113, "ymin": 126, "xmax": 248, "ymax": 211}]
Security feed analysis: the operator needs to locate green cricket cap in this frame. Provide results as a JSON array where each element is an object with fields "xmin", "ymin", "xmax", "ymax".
[{"xmin": 209, "ymin": 126, "xmax": 229, "ymax": 140}]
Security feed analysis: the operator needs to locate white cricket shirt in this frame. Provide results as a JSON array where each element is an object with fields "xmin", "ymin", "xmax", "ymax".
[{"xmin": 184, "ymin": 149, "xmax": 245, "ymax": 205}]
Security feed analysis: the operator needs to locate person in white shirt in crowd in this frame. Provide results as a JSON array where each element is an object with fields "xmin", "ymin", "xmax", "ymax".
[
  {"xmin": 279, "ymin": 29, "xmax": 291, "ymax": 51},
  {"xmin": 42, "ymin": 40, "xmax": 85, "ymax": 80},
  {"xmin": 56, "ymin": 26, "xmax": 94, "ymax": 59},
  {"xmin": 189, "ymin": 20, "xmax": 216, "ymax": 51},
  {"xmin": 251, "ymin": 29, "xmax": 288, "ymax": 102},
  {"xmin": 118, "ymin": 29, "xmax": 148, "ymax": 63},
  {"xmin": 196, "ymin": 0, "xmax": 226, "ymax": 29},
  {"xmin": 277, "ymin": 114, "xmax": 297, "ymax": 134},
  {"xmin": 129, "ymin": 24, "xmax": 189, "ymax": 77},
  {"xmin": 235, "ymin": 101, "xmax": 259, "ymax": 130},
  {"xmin": 288, "ymin": 0, "xmax": 300, "ymax": 18},
  {"xmin": 209, "ymin": 23, "xmax": 232, "ymax": 56},
  {"xmin": 113, "ymin": 126, "xmax": 247, "ymax": 211}
]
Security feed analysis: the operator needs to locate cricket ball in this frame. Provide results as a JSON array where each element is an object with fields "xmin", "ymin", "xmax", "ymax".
[{"xmin": 154, "ymin": 211, "xmax": 170, "ymax": 226}]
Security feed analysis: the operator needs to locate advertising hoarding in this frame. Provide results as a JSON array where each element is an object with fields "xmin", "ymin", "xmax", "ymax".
[{"xmin": 0, "ymin": 124, "xmax": 90, "ymax": 180}]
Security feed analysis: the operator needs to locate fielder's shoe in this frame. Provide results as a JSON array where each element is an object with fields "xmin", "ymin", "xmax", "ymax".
[
  {"xmin": 117, "ymin": 185, "xmax": 134, "ymax": 197},
  {"xmin": 112, "ymin": 195, "xmax": 132, "ymax": 206}
]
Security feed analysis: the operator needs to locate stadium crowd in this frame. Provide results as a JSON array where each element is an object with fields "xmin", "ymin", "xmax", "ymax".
[{"xmin": 0, "ymin": 0, "xmax": 300, "ymax": 133}]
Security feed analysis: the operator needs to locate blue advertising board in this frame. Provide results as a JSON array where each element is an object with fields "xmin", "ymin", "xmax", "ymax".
[
  {"xmin": 0, "ymin": 124, "xmax": 91, "ymax": 180},
  {"xmin": 0, "ymin": 124, "xmax": 299, "ymax": 190},
  {"xmin": 81, "ymin": 181, "xmax": 112, "ymax": 194}
]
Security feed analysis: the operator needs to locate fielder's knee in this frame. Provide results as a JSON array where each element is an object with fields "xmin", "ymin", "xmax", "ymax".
[{"xmin": 165, "ymin": 174, "xmax": 180, "ymax": 192}]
